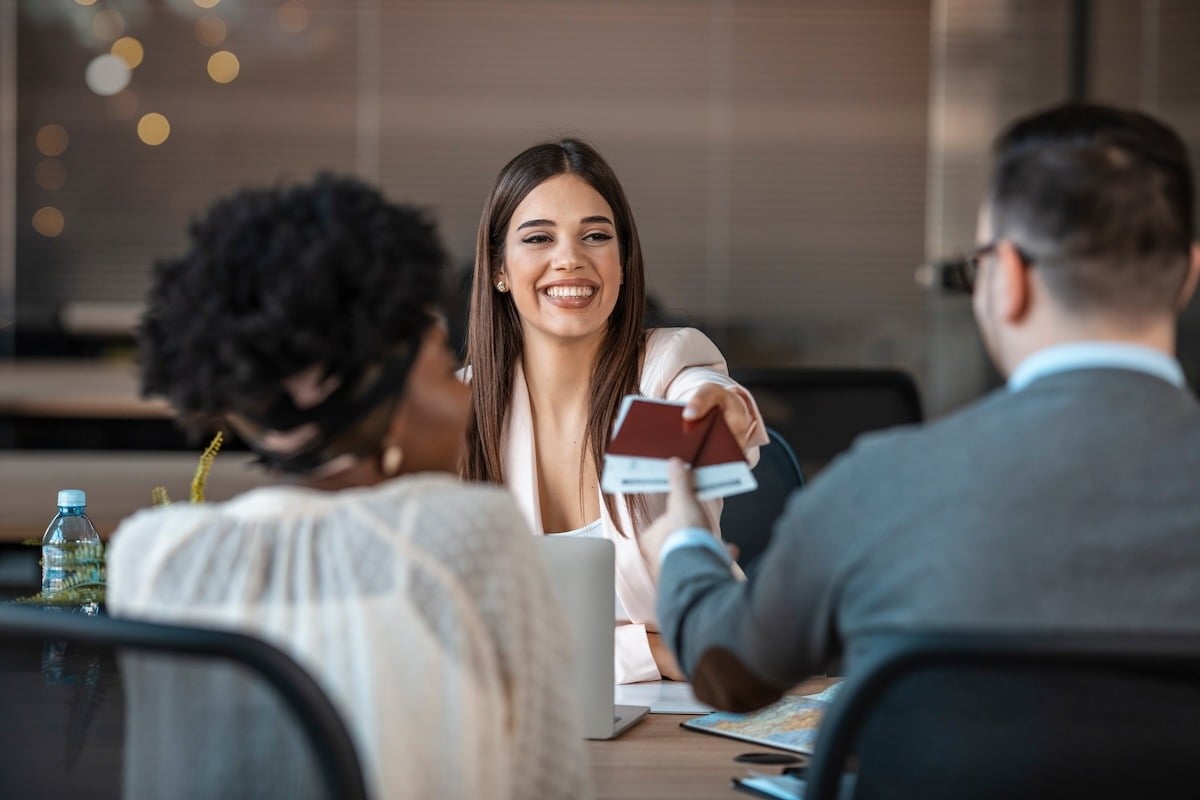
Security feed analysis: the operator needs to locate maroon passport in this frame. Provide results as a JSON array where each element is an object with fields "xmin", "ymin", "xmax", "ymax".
[{"xmin": 601, "ymin": 397, "xmax": 756, "ymax": 499}]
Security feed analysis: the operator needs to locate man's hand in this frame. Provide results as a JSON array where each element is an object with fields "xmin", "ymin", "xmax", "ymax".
[
  {"xmin": 638, "ymin": 458, "xmax": 712, "ymax": 572},
  {"xmin": 683, "ymin": 383, "xmax": 754, "ymax": 449}
]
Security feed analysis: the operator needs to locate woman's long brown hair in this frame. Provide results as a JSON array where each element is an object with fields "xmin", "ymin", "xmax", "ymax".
[{"xmin": 464, "ymin": 139, "xmax": 648, "ymax": 534}]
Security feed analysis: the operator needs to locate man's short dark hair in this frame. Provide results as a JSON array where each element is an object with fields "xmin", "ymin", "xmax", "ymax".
[{"xmin": 989, "ymin": 102, "xmax": 1194, "ymax": 315}]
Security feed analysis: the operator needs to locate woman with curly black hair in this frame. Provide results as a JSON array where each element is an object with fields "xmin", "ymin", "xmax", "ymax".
[{"xmin": 106, "ymin": 175, "xmax": 591, "ymax": 800}]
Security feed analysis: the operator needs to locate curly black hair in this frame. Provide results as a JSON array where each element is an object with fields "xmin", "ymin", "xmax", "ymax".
[{"xmin": 139, "ymin": 174, "xmax": 447, "ymax": 442}]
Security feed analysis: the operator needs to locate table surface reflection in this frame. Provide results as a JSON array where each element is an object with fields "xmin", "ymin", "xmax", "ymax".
[{"xmin": 588, "ymin": 678, "xmax": 830, "ymax": 799}]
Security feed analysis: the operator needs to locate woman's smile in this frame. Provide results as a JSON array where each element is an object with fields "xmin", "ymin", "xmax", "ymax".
[{"xmin": 540, "ymin": 279, "xmax": 600, "ymax": 308}]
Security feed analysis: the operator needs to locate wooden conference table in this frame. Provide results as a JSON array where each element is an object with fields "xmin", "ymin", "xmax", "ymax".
[{"xmin": 587, "ymin": 677, "xmax": 831, "ymax": 799}]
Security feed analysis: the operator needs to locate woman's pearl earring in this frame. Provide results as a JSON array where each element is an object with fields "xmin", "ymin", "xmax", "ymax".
[
  {"xmin": 495, "ymin": 280, "xmax": 508, "ymax": 293},
  {"xmin": 381, "ymin": 445, "xmax": 404, "ymax": 477}
]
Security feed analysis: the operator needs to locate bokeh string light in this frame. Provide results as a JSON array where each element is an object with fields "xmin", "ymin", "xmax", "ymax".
[
  {"xmin": 277, "ymin": 1, "xmax": 309, "ymax": 34},
  {"xmin": 110, "ymin": 36, "xmax": 144, "ymax": 69},
  {"xmin": 196, "ymin": 14, "xmax": 228, "ymax": 47},
  {"xmin": 207, "ymin": 50, "xmax": 240, "ymax": 83},
  {"xmin": 85, "ymin": 53, "xmax": 132, "ymax": 96},
  {"xmin": 36, "ymin": 124, "xmax": 69, "ymax": 157},
  {"xmin": 91, "ymin": 9, "xmax": 125, "ymax": 42},
  {"xmin": 32, "ymin": 207, "xmax": 66, "ymax": 238},
  {"xmin": 63, "ymin": 1, "xmax": 253, "ymax": 157},
  {"xmin": 137, "ymin": 113, "xmax": 171, "ymax": 146}
]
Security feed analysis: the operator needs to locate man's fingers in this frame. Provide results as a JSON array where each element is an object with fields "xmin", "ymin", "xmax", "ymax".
[{"xmin": 666, "ymin": 457, "xmax": 691, "ymax": 496}]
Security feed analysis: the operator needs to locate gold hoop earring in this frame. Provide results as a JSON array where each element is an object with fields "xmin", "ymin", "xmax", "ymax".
[
  {"xmin": 495, "ymin": 280, "xmax": 508, "ymax": 293},
  {"xmin": 381, "ymin": 445, "xmax": 404, "ymax": 476}
]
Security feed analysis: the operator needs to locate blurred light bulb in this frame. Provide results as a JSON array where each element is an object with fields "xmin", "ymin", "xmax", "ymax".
[
  {"xmin": 36, "ymin": 124, "xmax": 69, "ymax": 157},
  {"xmin": 207, "ymin": 50, "xmax": 240, "ymax": 84},
  {"xmin": 193, "ymin": 0, "xmax": 221, "ymax": 8},
  {"xmin": 111, "ymin": 36, "xmax": 144, "ymax": 69},
  {"xmin": 277, "ymin": 1, "xmax": 309, "ymax": 34},
  {"xmin": 32, "ymin": 207, "xmax": 65, "ymax": 238},
  {"xmin": 92, "ymin": 9, "xmax": 125, "ymax": 42},
  {"xmin": 138, "ymin": 113, "xmax": 171, "ymax": 146},
  {"xmin": 86, "ymin": 53, "xmax": 132, "ymax": 96},
  {"xmin": 195, "ymin": 14, "xmax": 227, "ymax": 47}
]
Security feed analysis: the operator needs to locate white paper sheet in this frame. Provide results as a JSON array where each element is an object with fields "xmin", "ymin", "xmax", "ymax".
[{"xmin": 613, "ymin": 681, "xmax": 715, "ymax": 714}]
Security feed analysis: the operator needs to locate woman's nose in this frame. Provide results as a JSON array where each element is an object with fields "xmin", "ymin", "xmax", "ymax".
[{"xmin": 551, "ymin": 241, "xmax": 584, "ymax": 271}]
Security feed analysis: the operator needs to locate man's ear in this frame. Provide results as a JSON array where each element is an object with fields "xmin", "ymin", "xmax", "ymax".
[
  {"xmin": 1174, "ymin": 242, "xmax": 1200, "ymax": 311},
  {"xmin": 994, "ymin": 240, "xmax": 1032, "ymax": 324}
]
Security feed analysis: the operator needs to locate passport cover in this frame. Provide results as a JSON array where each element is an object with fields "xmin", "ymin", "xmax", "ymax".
[{"xmin": 601, "ymin": 396, "xmax": 756, "ymax": 500}]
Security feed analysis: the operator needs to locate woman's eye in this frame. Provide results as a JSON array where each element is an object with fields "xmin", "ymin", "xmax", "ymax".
[
  {"xmin": 522, "ymin": 233, "xmax": 552, "ymax": 245},
  {"xmin": 584, "ymin": 231, "xmax": 613, "ymax": 242}
]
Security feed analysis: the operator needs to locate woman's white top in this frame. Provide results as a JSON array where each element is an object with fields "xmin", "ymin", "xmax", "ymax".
[
  {"xmin": 496, "ymin": 327, "xmax": 769, "ymax": 682},
  {"xmin": 107, "ymin": 473, "xmax": 592, "ymax": 800},
  {"xmin": 553, "ymin": 518, "xmax": 604, "ymax": 538}
]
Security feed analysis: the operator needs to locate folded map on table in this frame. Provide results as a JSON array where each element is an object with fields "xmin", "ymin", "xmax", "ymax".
[{"xmin": 680, "ymin": 684, "xmax": 843, "ymax": 753}]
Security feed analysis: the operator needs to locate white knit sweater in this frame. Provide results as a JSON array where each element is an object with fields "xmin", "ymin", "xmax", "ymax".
[{"xmin": 107, "ymin": 474, "xmax": 592, "ymax": 800}]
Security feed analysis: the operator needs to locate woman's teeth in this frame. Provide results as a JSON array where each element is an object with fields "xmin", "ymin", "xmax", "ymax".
[{"xmin": 544, "ymin": 286, "xmax": 596, "ymax": 298}]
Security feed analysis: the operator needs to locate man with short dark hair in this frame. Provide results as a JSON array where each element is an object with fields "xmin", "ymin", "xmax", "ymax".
[{"xmin": 645, "ymin": 103, "xmax": 1200, "ymax": 712}]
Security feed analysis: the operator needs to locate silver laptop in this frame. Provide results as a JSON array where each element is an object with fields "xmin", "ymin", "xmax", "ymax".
[{"xmin": 537, "ymin": 536, "xmax": 650, "ymax": 739}]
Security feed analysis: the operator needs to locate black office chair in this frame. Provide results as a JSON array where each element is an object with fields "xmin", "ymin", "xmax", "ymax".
[
  {"xmin": 720, "ymin": 427, "xmax": 804, "ymax": 573},
  {"xmin": 732, "ymin": 368, "xmax": 923, "ymax": 478},
  {"xmin": 803, "ymin": 631, "xmax": 1200, "ymax": 800},
  {"xmin": 0, "ymin": 604, "xmax": 368, "ymax": 800},
  {"xmin": 0, "ymin": 542, "xmax": 41, "ymax": 601}
]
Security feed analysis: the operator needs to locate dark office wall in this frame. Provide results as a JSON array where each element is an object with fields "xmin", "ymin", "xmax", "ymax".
[
  {"xmin": 13, "ymin": 0, "xmax": 931, "ymax": 367},
  {"xmin": 11, "ymin": 1, "xmax": 1200, "ymax": 412}
]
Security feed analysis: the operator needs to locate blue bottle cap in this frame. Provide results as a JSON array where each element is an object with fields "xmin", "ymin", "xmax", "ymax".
[{"xmin": 57, "ymin": 489, "xmax": 87, "ymax": 508}]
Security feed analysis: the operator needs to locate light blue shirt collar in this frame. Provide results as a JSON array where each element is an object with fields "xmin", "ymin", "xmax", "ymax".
[{"xmin": 1008, "ymin": 342, "xmax": 1185, "ymax": 392}]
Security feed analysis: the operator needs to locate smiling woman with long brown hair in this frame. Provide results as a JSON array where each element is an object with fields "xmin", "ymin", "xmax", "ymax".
[{"xmin": 464, "ymin": 139, "xmax": 768, "ymax": 683}]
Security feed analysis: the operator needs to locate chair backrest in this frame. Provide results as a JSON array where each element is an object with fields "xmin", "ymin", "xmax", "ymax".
[
  {"xmin": 804, "ymin": 631, "xmax": 1200, "ymax": 800},
  {"xmin": 720, "ymin": 427, "xmax": 804, "ymax": 571},
  {"xmin": 0, "ymin": 604, "xmax": 368, "ymax": 800},
  {"xmin": 731, "ymin": 368, "xmax": 923, "ymax": 478},
  {"xmin": 0, "ymin": 543, "xmax": 40, "ymax": 601}
]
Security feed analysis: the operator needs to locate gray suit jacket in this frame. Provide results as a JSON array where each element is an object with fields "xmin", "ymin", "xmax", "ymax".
[{"xmin": 658, "ymin": 368, "xmax": 1200, "ymax": 711}]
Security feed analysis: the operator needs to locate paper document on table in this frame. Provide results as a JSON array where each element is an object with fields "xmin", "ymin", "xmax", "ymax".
[{"xmin": 613, "ymin": 681, "xmax": 714, "ymax": 715}]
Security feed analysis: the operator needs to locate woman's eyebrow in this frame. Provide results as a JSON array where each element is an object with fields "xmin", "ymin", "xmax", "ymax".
[{"xmin": 516, "ymin": 215, "xmax": 613, "ymax": 230}]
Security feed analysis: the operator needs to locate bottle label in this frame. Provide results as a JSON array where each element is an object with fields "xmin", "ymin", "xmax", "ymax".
[
  {"xmin": 41, "ymin": 540, "xmax": 105, "ymax": 605},
  {"xmin": 41, "ymin": 543, "xmax": 69, "ymax": 594}
]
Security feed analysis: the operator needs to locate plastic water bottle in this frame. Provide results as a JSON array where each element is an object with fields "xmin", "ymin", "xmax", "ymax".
[{"xmin": 42, "ymin": 488, "xmax": 102, "ymax": 615}]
